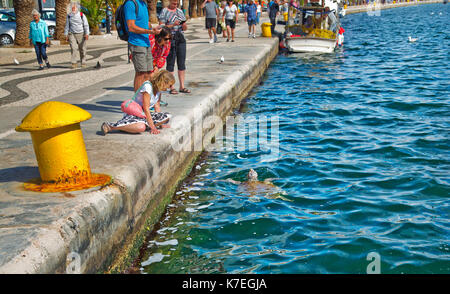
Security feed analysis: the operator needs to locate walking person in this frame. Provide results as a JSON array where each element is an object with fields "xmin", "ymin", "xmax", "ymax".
[
  {"xmin": 159, "ymin": 0, "xmax": 190, "ymax": 94},
  {"xmin": 218, "ymin": 1, "xmax": 227, "ymax": 39},
  {"xmin": 64, "ymin": 1, "xmax": 90, "ymax": 69},
  {"xmin": 125, "ymin": 0, "xmax": 161, "ymax": 91},
  {"xmin": 101, "ymin": 70, "xmax": 175, "ymax": 135},
  {"xmin": 29, "ymin": 9, "xmax": 51, "ymax": 70},
  {"xmin": 268, "ymin": 0, "xmax": 280, "ymax": 35},
  {"xmin": 201, "ymin": 0, "xmax": 219, "ymax": 44},
  {"xmin": 106, "ymin": 3, "xmax": 112, "ymax": 34},
  {"xmin": 223, "ymin": 0, "xmax": 238, "ymax": 42},
  {"xmin": 256, "ymin": 1, "xmax": 262, "ymax": 24},
  {"xmin": 244, "ymin": 0, "xmax": 258, "ymax": 38}
]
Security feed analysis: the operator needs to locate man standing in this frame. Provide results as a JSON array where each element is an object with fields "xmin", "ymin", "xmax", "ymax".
[
  {"xmin": 244, "ymin": 0, "xmax": 258, "ymax": 38},
  {"xmin": 201, "ymin": 0, "xmax": 219, "ymax": 44},
  {"xmin": 124, "ymin": 0, "xmax": 161, "ymax": 91},
  {"xmin": 268, "ymin": 0, "xmax": 279, "ymax": 35},
  {"xmin": 64, "ymin": 2, "xmax": 89, "ymax": 69}
]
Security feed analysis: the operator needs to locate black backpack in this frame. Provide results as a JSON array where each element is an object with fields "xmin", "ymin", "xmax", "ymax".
[{"xmin": 115, "ymin": 0, "xmax": 147, "ymax": 41}]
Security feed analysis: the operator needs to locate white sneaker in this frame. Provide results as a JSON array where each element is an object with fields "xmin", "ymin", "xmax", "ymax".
[
  {"xmin": 248, "ymin": 33, "xmax": 251, "ymax": 38},
  {"xmin": 209, "ymin": 38, "xmax": 214, "ymax": 44},
  {"xmin": 253, "ymin": 34, "xmax": 256, "ymax": 38}
]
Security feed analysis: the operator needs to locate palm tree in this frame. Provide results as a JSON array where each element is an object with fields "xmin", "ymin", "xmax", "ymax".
[
  {"xmin": 12, "ymin": 0, "xmax": 34, "ymax": 47},
  {"xmin": 148, "ymin": 0, "xmax": 158, "ymax": 23},
  {"xmin": 55, "ymin": 0, "xmax": 70, "ymax": 42},
  {"xmin": 196, "ymin": 0, "xmax": 202, "ymax": 16},
  {"xmin": 190, "ymin": 0, "xmax": 197, "ymax": 17}
]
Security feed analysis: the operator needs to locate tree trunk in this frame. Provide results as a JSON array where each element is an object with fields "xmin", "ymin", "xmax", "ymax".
[
  {"xmin": 182, "ymin": 0, "xmax": 189, "ymax": 18},
  {"xmin": 13, "ymin": 0, "xmax": 34, "ymax": 47},
  {"xmin": 197, "ymin": 0, "xmax": 202, "ymax": 17},
  {"xmin": 148, "ymin": 0, "xmax": 158, "ymax": 23},
  {"xmin": 190, "ymin": 0, "xmax": 197, "ymax": 17},
  {"xmin": 55, "ymin": 0, "xmax": 69, "ymax": 43}
]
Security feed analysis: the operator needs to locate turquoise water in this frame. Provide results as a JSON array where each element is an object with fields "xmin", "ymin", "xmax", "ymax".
[{"xmin": 135, "ymin": 4, "xmax": 450, "ymax": 274}]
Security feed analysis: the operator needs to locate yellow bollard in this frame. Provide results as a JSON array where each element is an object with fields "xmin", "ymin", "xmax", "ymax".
[
  {"xmin": 16, "ymin": 101, "xmax": 111, "ymax": 192},
  {"xmin": 283, "ymin": 12, "xmax": 288, "ymax": 22},
  {"xmin": 261, "ymin": 22, "xmax": 272, "ymax": 37}
]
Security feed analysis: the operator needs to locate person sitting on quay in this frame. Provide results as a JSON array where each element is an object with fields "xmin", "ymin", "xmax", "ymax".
[
  {"xmin": 29, "ymin": 9, "xmax": 51, "ymax": 70},
  {"xmin": 101, "ymin": 70, "xmax": 174, "ymax": 135},
  {"xmin": 244, "ymin": 0, "xmax": 258, "ymax": 38},
  {"xmin": 64, "ymin": 1, "xmax": 89, "ymax": 69}
]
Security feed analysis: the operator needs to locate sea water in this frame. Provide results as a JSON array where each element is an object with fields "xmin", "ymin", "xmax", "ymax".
[{"xmin": 135, "ymin": 3, "xmax": 449, "ymax": 274}]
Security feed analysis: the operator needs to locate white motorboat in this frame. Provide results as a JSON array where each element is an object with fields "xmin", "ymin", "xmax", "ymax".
[{"xmin": 284, "ymin": 0, "xmax": 342, "ymax": 53}]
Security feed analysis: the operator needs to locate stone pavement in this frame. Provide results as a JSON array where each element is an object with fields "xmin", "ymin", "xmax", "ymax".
[{"xmin": 0, "ymin": 14, "xmax": 279, "ymax": 273}]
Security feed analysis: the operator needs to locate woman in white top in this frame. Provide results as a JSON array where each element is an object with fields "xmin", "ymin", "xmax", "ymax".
[
  {"xmin": 101, "ymin": 70, "xmax": 175, "ymax": 135},
  {"xmin": 223, "ymin": 0, "xmax": 238, "ymax": 42},
  {"xmin": 256, "ymin": 1, "xmax": 262, "ymax": 24}
]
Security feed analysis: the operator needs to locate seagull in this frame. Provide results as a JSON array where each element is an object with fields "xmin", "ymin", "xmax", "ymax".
[
  {"xmin": 13, "ymin": 58, "xmax": 19, "ymax": 65},
  {"xmin": 408, "ymin": 36, "xmax": 418, "ymax": 43},
  {"xmin": 220, "ymin": 56, "xmax": 225, "ymax": 63}
]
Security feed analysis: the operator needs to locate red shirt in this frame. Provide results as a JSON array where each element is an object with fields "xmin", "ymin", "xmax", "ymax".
[{"xmin": 149, "ymin": 34, "xmax": 171, "ymax": 69}]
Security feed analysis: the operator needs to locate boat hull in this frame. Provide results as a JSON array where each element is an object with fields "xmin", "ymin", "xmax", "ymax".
[{"xmin": 285, "ymin": 37, "xmax": 337, "ymax": 53}]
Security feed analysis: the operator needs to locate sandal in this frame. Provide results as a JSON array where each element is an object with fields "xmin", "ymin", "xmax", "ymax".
[
  {"xmin": 179, "ymin": 88, "xmax": 191, "ymax": 94},
  {"xmin": 169, "ymin": 88, "xmax": 178, "ymax": 95},
  {"xmin": 101, "ymin": 122, "xmax": 111, "ymax": 136}
]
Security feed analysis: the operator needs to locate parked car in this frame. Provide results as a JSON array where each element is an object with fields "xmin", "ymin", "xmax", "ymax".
[
  {"xmin": 40, "ymin": 8, "xmax": 56, "ymax": 38},
  {"xmin": 0, "ymin": 10, "xmax": 15, "ymax": 46}
]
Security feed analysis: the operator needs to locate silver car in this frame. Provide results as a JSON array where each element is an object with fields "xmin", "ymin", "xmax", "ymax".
[{"xmin": 0, "ymin": 10, "xmax": 15, "ymax": 46}]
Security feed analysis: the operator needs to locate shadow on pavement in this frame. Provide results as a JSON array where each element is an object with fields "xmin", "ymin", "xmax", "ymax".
[{"xmin": 0, "ymin": 166, "xmax": 39, "ymax": 183}]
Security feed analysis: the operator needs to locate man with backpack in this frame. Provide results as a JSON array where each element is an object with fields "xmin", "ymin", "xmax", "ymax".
[
  {"xmin": 123, "ymin": 0, "xmax": 161, "ymax": 91},
  {"xmin": 64, "ymin": 1, "xmax": 90, "ymax": 69}
]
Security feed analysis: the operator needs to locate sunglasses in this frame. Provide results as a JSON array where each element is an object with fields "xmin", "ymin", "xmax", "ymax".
[{"xmin": 164, "ymin": 37, "xmax": 171, "ymax": 41}]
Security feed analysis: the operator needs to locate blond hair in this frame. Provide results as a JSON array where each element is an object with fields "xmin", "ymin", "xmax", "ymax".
[{"xmin": 151, "ymin": 70, "xmax": 175, "ymax": 95}]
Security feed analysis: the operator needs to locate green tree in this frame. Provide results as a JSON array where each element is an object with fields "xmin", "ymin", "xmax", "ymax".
[{"xmin": 81, "ymin": 0, "xmax": 106, "ymax": 34}]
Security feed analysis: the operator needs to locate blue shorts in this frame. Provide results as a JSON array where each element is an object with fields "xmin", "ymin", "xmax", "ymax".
[{"xmin": 247, "ymin": 19, "xmax": 257, "ymax": 26}]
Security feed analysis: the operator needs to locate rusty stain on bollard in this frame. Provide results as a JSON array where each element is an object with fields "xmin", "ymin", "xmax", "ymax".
[{"xmin": 15, "ymin": 101, "xmax": 111, "ymax": 192}]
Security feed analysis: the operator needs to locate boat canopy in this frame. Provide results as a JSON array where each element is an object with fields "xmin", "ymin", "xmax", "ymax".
[{"xmin": 285, "ymin": 0, "xmax": 340, "ymax": 40}]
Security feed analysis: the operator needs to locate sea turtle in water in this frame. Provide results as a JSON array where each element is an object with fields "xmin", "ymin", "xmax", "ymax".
[{"xmin": 226, "ymin": 169, "xmax": 291, "ymax": 201}]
